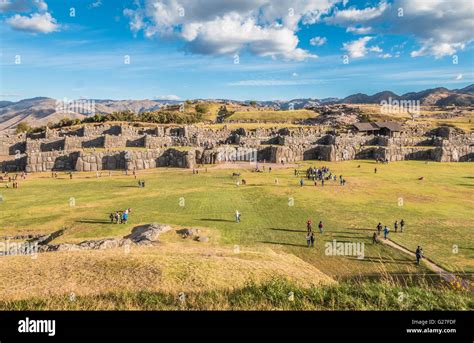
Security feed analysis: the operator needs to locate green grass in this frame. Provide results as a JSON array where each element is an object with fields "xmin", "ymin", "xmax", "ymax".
[
  {"xmin": 0, "ymin": 160, "xmax": 472, "ymax": 277},
  {"xmin": 1, "ymin": 278, "xmax": 471, "ymax": 310}
]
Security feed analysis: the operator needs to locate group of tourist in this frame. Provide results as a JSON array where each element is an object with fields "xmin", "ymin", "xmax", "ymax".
[
  {"xmin": 374, "ymin": 219, "xmax": 406, "ymax": 242},
  {"xmin": 109, "ymin": 208, "xmax": 132, "ymax": 224},
  {"xmin": 1, "ymin": 172, "xmax": 26, "ymax": 188},
  {"xmin": 305, "ymin": 219, "xmax": 324, "ymax": 247},
  {"xmin": 296, "ymin": 166, "xmax": 347, "ymax": 187},
  {"xmin": 372, "ymin": 219, "xmax": 422, "ymax": 264}
]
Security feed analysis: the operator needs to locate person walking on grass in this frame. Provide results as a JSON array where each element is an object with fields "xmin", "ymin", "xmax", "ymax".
[
  {"xmin": 235, "ymin": 210, "xmax": 241, "ymax": 223},
  {"xmin": 372, "ymin": 232, "xmax": 378, "ymax": 244},
  {"xmin": 300, "ymin": 178, "xmax": 304, "ymax": 187},
  {"xmin": 415, "ymin": 246, "xmax": 423, "ymax": 265},
  {"xmin": 400, "ymin": 219, "xmax": 405, "ymax": 232},
  {"xmin": 109, "ymin": 212, "xmax": 114, "ymax": 223},
  {"xmin": 318, "ymin": 221, "xmax": 324, "ymax": 234},
  {"xmin": 394, "ymin": 220, "xmax": 399, "ymax": 232},
  {"xmin": 377, "ymin": 222, "xmax": 382, "ymax": 236},
  {"xmin": 306, "ymin": 219, "xmax": 313, "ymax": 233},
  {"xmin": 306, "ymin": 232, "xmax": 312, "ymax": 247},
  {"xmin": 310, "ymin": 232, "xmax": 315, "ymax": 247},
  {"xmin": 383, "ymin": 225, "xmax": 390, "ymax": 240}
]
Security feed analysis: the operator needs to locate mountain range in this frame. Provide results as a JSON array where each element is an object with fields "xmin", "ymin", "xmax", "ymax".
[{"xmin": 0, "ymin": 85, "xmax": 472, "ymax": 130}]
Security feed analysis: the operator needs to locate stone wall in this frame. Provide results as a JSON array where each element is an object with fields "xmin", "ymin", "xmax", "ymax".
[
  {"xmin": 26, "ymin": 151, "xmax": 79, "ymax": 172},
  {"xmin": 0, "ymin": 156, "xmax": 26, "ymax": 172}
]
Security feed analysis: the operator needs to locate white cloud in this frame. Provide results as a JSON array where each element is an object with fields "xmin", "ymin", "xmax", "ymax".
[
  {"xmin": 455, "ymin": 74, "xmax": 463, "ymax": 80},
  {"xmin": 154, "ymin": 94, "xmax": 180, "ymax": 100},
  {"xmin": 369, "ymin": 45, "xmax": 382, "ymax": 53},
  {"xmin": 346, "ymin": 26, "xmax": 372, "ymax": 34},
  {"xmin": 328, "ymin": 0, "xmax": 474, "ymax": 58},
  {"xmin": 379, "ymin": 53, "xmax": 392, "ymax": 59},
  {"xmin": 6, "ymin": 12, "xmax": 59, "ymax": 33},
  {"xmin": 90, "ymin": 1, "xmax": 102, "ymax": 9},
  {"xmin": 309, "ymin": 36, "xmax": 327, "ymax": 46},
  {"xmin": 328, "ymin": 1, "xmax": 388, "ymax": 24},
  {"xmin": 123, "ymin": 0, "xmax": 337, "ymax": 61},
  {"xmin": 342, "ymin": 36, "xmax": 376, "ymax": 58},
  {"xmin": 0, "ymin": 0, "xmax": 47, "ymax": 13}
]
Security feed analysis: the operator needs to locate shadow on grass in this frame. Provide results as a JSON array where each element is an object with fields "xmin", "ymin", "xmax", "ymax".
[
  {"xmin": 268, "ymin": 228, "xmax": 307, "ymax": 233},
  {"xmin": 200, "ymin": 218, "xmax": 235, "ymax": 223},
  {"xmin": 259, "ymin": 241, "xmax": 308, "ymax": 248},
  {"xmin": 329, "ymin": 234, "xmax": 370, "ymax": 240},
  {"xmin": 76, "ymin": 219, "xmax": 111, "ymax": 224},
  {"xmin": 346, "ymin": 256, "xmax": 414, "ymax": 264}
]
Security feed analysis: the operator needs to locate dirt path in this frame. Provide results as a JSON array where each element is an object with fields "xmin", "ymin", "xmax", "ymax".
[{"xmin": 380, "ymin": 237, "xmax": 473, "ymax": 291}]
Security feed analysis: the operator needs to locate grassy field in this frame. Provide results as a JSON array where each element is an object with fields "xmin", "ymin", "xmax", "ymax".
[
  {"xmin": 0, "ymin": 160, "xmax": 472, "ymax": 275},
  {"xmin": 0, "ymin": 160, "xmax": 472, "ymax": 308}
]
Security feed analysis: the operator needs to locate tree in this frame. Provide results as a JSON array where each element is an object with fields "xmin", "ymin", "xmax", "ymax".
[
  {"xmin": 249, "ymin": 100, "xmax": 257, "ymax": 107},
  {"xmin": 16, "ymin": 122, "xmax": 31, "ymax": 133},
  {"xmin": 195, "ymin": 103, "xmax": 210, "ymax": 114}
]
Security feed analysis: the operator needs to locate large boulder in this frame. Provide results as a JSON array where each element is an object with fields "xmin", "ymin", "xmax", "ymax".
[{"xmin": 125, "ymin": 223, "xmax": 172, "ymax": 243}]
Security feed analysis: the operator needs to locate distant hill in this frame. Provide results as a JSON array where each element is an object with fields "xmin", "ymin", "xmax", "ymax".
[
  {"xmin": 0, "ymin": 84, "xmax": 472, "ymax": 130},
  {"xmin": 341, "ymin": 86, "xmax": 474, "ymax": 106},
  {"xmin": 0, "ymin": 98, "xmax": 180, "ymax": 130}
]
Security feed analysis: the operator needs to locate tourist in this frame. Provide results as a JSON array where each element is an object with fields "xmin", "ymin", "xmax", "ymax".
[
  {"xmin": 300, "ymin": 178, "xmax": 304, "ymax": 187},
  {"xmin": 310, "ymin": 232, "xmax": 315, "ymax": 247},
  {"xmin": 372, "ymin": 232, "xmax": 378, "ymax": 244},
  {"xmin": 318, "ymin": 221, "xmax": 324, "ymax": 234},
  {"xmin": 109, "ymin": 213, "xmax": 114, "ymax": 223},
  {"xmin": 383, "ymin": 226, "xmax": 390, "ymax": 240},
  {"xmin": 114, "ymin": 212, "xmax": 120, "ymax": 224},
  {"xmin": 235, "ymin": 210, "xmax": 241, "ymax": 223},
  {"xmin": 415, "ymin": 246, "xmax": 423, "ymax": 265},
  {"xmin": 306, "ymin": 232, "xmax": 311, "ymax": 248},
  {"xmin": 321, "ymin": 178, "xmax": 324, "ymax": 187},
  {"xmin": 122, "ymin": 211, "xmax": 128, "ymax": 224},
  {"xmin": 377, "ymin": 222, "xmax": 382, "ymax": 235},
  {"xmin": 374, "ymin": 167, "xmax": 377, "ymax": 174},
  {"xmin": 306, "ymin": 219, "xmax": 312, "ymax": 233},
  {"xmin": 394, "ymin": 221, "xmax": 399, "ymax": 232},
  {"xmin": 400, "ymin": 219, "xmax": 405, "ymax": 232}
]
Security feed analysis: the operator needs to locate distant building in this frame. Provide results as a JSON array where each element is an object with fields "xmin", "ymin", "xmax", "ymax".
[{"xmin": 353, "ymin": 121, "xmax": 403, "ymax": 137}]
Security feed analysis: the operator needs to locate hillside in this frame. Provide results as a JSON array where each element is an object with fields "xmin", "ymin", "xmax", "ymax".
[
  {"xmin": 1, "ymin": 84, "xmax": 472, "ymax": 130},
  {"xmin": 341, "ymin": 86, "xmax": 474, "ymax": 106}
]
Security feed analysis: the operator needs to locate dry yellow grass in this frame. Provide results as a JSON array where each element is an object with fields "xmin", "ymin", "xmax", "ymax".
[{"xmin": 0, "ymin": 230, "xmax": 334, "ymax": 302}]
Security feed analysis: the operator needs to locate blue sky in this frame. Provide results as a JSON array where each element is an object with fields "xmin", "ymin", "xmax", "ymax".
[{"xmin": 0, "ymin": 0, "xmax": 473, "ymax": 101}]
